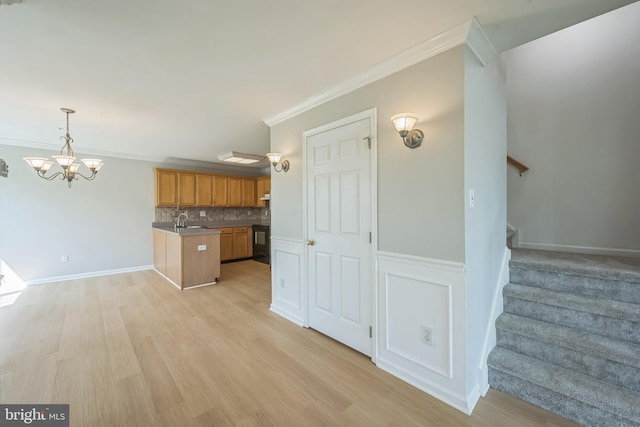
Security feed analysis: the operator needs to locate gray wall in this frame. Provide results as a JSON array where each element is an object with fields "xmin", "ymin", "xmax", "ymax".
[
  {"xmin": 270, "ymin": 46, "xmax": 466, "ymax": 262},
  {"xmin": 463, "ymin": 47, "xmax": 507, "ymax": 388},
  {"xmin": 0, "ymin": 144, "xmax": 155, "ymax": 282},
  {"xmin": 506, "ymin": 2, "xmax": 640, "ymax": 255}
]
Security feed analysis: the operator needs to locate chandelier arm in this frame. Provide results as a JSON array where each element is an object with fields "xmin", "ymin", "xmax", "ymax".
[
  {"xmin": 73, "ymin": 171, "xmax": 97, "ymax": 181},
  {"xmin": 37, "ymin": 171, "xmax": 65, "ymax": 181}
]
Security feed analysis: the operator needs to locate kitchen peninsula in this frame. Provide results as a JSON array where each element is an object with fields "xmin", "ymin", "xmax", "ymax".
[{"xmin": 152, "ymin": 225, "xmax": 222, "ymax": 290}]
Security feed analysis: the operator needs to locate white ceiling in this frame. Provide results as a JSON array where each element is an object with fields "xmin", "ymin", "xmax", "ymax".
[{"xmin": 0, "ymin": 0, "xmax": 635, "ymax": 169}]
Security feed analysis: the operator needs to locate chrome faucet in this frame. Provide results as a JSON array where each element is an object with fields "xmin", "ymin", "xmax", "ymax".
[{"xmin": 177, "ymin": 212, "xmax": 188, "ymax": 228}]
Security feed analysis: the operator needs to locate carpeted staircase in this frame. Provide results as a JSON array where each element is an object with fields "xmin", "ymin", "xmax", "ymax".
[{"xmin": 488, "ymin": 249, "xmax": 640, "ymax": 427}]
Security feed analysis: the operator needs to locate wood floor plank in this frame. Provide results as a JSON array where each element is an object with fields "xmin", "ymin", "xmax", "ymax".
[{"xmin": 0, "ymin": 261, "xmax": 579, "ymax": 427}]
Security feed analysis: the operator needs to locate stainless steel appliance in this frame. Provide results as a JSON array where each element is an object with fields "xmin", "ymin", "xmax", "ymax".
[{"xmin": 252, "ymin": 225, "xmax": 270, "ymax": 265}]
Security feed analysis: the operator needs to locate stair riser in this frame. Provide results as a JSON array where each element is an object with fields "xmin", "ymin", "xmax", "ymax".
[
  {"xmin": 510, "ymin": 266, "xmax": 640, "ymax": 304},
  {"xmin": 488, "ymin": 368, "xmax": 638, "ymax": 427},
  {"xmin": 497, "ymin": 329, "xmax": 640, "ymax": 393},
  {"xmin": 503, "ymin": 296, "xmax": 640, "ymax": 344}
]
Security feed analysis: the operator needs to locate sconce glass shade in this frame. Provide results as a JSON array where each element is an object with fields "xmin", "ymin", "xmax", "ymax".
[
  {"xmin": 266, "ymin": 152, "xmax": 283, "ymax": 165},
  {"xmin": 266, "ymin": 152, "xmax": 289, "ymax": 172},
  {"xmin": 390, "ymin": 113, "xmax": 419, "ymax": 136}
]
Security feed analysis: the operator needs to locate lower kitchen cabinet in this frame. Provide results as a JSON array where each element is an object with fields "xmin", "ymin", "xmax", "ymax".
[{"xmin": 217, "ymin": 226, "xmax": 252, "ymax": 261}]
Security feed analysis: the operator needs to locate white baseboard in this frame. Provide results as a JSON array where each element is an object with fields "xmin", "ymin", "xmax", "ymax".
[
  {"xmin": 26, "ymin": 265, "xmax": 154, "ymax": 285},
  {"xmin": 477, "ymin": 247, "xmax": 511, "ymax": 396},
  {"xmin": 518, "ymin": 241, "xmax": 640, "ymax": 258},
  {"xmin": 376, "ymin": 359, "xmax": 474, "ymax": 415},
  {"xmin": 269, "ymin": 304, "xmax": 305, "ymax": 327}
]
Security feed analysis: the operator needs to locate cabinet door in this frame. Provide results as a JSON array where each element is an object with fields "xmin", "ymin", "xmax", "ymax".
[
  {"xmin": 213, "ymin": 176, "xmax": 229, "ymax": 207},
  {"xmin": 196, "ymin": 174, "xmax": 213, "ymax": 206},
  {"xmin": 232, "ymin": 227, "xmax": 249, "ymax": 258},
  {"xmin": 219, "ymin": 228, "xmax": 234, "ymax": 261},
  {"xmin": 178, "ymin": 172, "xmax": 196, "ymax": 206},
  {"xmin": 256, "ymin": 176, "xmax": 271, "ymax": 207},
  {"xmin": 155, "ymin": 169, "xmax": 177, "ymax": 207},
  {"xmin": 228, "ymin": 177, "xmax": 243, "ymax": 207},
  {"xmin": 242, "ymin": 178, "xmax": 256, "ymax": 207}
]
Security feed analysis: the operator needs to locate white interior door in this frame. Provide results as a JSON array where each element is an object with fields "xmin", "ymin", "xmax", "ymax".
[{"xmin": 306, "ymin": 116, "xmax": 372, "ymax": 356}]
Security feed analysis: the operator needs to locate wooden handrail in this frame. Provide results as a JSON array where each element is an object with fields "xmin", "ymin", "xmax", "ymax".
[{"xmin": 507, "ymin": 156, "xmax": 529, "ymax": 176}]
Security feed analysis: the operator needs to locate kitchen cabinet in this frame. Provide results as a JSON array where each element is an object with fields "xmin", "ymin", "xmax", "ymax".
[
  {"xmin": 242, "ymin": 178, "xmax": 256, "ymax": 207},
  {"xmin": 217, "ymin": 226, "xmax": 252, "ymax": 261},
  {"xmin": 154, "ymin": 168, "xmax": 264, "ymax": 208},
  {"xmin": 153, "ymin": 228, "xmax": 221, "ymax": 289},
  {"xmin": 232, "ymin": 227, "xmax": 252, "ymax": 258},
  {"xmin": 256, "ymin": 176, "xmax": 271, "ymax": 207},
  {"xmin": 196, "ymin": 174, "xmax": 213, "ymax": 206},
  {"xmin": 219, "ymin": 228, "xmax": 234, "ymax": 261},
  {"xmin": 155, "ymin": 169, "xmax": 177, "ymax": 207},
  {"xmin": 213, "ymin": 176, "xmax": 229, "ymax": 207},
  {"xmin": 178, "ymin": 172, "xmax": 196, "ymax": 206},
  {"xmin": 228, "ymin": 177, "xmax": 243, "ymax": 207}
]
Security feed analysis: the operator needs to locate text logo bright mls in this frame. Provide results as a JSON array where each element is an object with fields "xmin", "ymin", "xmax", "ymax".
[{"xmin": 0, "ymin": 405, "xmax": 68, "ymax": 426}]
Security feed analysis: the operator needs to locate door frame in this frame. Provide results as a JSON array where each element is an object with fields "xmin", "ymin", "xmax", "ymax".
[{"xmin": 301, "ymin": 108, "xmax": 378, "ymax": 362}]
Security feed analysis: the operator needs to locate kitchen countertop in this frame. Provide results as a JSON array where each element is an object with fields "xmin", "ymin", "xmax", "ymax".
[{"xmin": 152, "ymin": 221, "xmax": 269, "ymax": 236}]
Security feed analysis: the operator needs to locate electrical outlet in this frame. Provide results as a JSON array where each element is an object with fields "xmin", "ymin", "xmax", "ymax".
[
  {"xmin": 280, "ymin": 278, "xmax": 285, "ymax": 288},
  {"xmin": 61, "ymin": 255, "xmax": 68, "ymax": 262},
  {"xmin": 199, "ymin": 210, "xmax": 206, "ymax": 217},
  {"xmin": 421, "ymin": 325, "xmax": 434, "ymax": 346}
]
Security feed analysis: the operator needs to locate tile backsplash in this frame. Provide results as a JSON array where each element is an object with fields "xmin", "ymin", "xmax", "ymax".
[{"xmin": 155, "ymin": 206, "xmax": 270, "ymax": 224}]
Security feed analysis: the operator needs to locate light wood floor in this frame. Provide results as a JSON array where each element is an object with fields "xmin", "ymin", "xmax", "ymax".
[{"xmin": 0, "ymin": 261, "xmax": 579, "ymax": 427}]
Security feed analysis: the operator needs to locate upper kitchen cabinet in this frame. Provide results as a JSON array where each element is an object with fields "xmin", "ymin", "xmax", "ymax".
[
  {"xmin": 155, "ymin": 169, "xmax": 177, "ymax": 207},
  {"xmin": 212, "ymin": 176, "xmax": 229, "ymax": 207},
  {"xmin": 177, "ymin": 172, "xmax": 196, "ymax": 206},
  {"xmin": 196, "ymin": 174, "xmax": 213, "ymax": 206},
  {"xmin": 242, "ymin": 178, "xmax": 256, "ymax": 207},
  {"xmin": 228, "ymin": 177, "xmax": 243, "ymax": 207},
  {"xmin": 256, "ymin": 176, "xmax": 271, "ymax": 207}
]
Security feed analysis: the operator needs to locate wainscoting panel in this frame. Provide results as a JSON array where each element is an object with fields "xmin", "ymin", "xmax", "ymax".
[
  {"xmin": 270, "ymin": 237, "xmax": 306, "ymax": 326},
  {"xmin": 376, "ymin": 251, "xmax": 470, "ymax": 413}
]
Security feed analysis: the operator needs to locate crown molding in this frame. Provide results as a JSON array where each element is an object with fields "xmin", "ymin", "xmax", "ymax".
[
  {"xmin": 0, "ymin": 137, "xmax": 267, "ymax": 174},
  {"xmin": 466, "ymin": 17, "xmax": 497, "ymax": 66},
  {"xmin": 264, "ymin": 18, "xmax": 497, "ymax": 127}
]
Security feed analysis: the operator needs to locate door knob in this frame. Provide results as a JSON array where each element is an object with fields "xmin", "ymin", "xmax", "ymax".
[{"xmin": 306, "ymin": 239, "xmax": 315, "ymax": 246}]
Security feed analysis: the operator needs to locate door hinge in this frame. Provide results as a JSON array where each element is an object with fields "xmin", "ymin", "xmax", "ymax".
[
  {"xmin": 369, "ymin": 232, "xmax": 372, "ymax": 243},
  {"xmin": 369, "ymin": 326, "xmax": 372, "ymax": 338},
  {"xmin": 363, "ymin": 136, "xmax": 371, "ymax": 149}
]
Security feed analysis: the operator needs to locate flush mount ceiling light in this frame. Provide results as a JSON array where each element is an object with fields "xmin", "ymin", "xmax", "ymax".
[
  {"xmin": 217, "ymin": 151, "xmax": 264, "ymax": 165},
  {"xmin": 23, "ymin": 108, "xmax": 104, "ymax": 188},
  {"xmin": 390, "ymin": 113, "xmax": 424, "ymax": 149},
  {"xmin": 0, "ymin": 0, "xmax": 23, "ymax": 5},
  {"xmin": 266, "ymin": 152, "xmax": 289, "ymax": 173}
]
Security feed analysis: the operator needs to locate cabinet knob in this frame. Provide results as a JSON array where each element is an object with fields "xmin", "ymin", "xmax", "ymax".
[{"xmin": 306, "ymin": 239, "xmax": 315, "ymax": 246}]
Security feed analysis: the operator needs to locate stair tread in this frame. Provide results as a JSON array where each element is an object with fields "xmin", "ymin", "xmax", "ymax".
[
  {"xmin": 504, "ymin": 283, "xmax": 640, "ymax": 321},
  {"xmin": 511, "ymin": 248, "xmax": 640, "ymax": 283},
  {"xmin": 489, "ymin": 347, "xmax": 640, "ymax": 423},
  {"xmin": 497, "ymin": 313, "xmax": 640, "ymax": 367}
]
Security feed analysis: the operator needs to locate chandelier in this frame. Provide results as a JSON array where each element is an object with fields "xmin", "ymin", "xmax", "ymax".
[{"xmin": 23, "ymin": 108, "xmax": 103, "ymax": 188}]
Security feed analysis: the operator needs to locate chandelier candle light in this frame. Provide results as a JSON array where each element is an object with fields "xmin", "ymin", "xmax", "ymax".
[{"xmin": 23, "ymin": 108, "xmax": 103, "ymax": 188}]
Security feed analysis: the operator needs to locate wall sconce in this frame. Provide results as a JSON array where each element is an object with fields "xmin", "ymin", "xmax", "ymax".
[
  {"xmin": 266, "ymin": 152, "xmax": 290, "ymax": 173},
  {"xmin": 390, "ymin": 113, "xmax": 424, "ymax": 149}
]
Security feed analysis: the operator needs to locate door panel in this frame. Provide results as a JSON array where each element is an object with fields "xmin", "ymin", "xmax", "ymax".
[{"xmin": 307, "ymin": 116, "xmax": 372, "ymax": 356}]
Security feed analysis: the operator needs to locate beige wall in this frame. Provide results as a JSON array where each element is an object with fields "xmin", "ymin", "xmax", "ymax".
[{"xmin": 270, "ymin": 46, "xmax": 466, "ymax": 262}]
